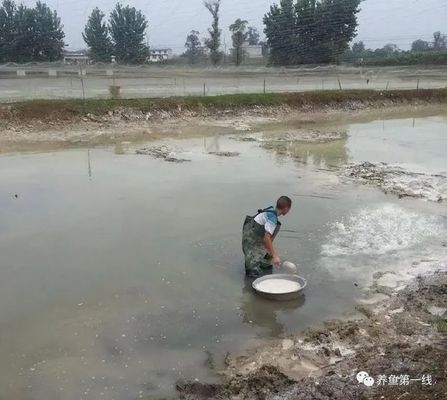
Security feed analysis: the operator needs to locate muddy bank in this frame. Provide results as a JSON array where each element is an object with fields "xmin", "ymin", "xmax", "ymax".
[
  {"xmin": 233, "ymin": 129, "xmax": 346, "ymax": 144},
  {"xmin": 2, "ymin": 90, "xmax": 447, "ymax": 125},
  {"xmin": 136, "ymin": 145, "xmax": 192, "ymax": 162},
  {"xmin": 178, "ymin": 270, "xmax": 447, "ymax": 400},
  {"xmin": 1, "ymin": 90, "xmax": 447, "ymax": 152},
  {"xmin": 342, "ymin": 162, "xmax": 447, "ymax": 202}
]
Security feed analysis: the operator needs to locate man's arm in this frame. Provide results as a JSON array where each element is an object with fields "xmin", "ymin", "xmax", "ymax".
[{"xmin": 263, "ymin": 232, "xmax": 281, "ymax": 266}]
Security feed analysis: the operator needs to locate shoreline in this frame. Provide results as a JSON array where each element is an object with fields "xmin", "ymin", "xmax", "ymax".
[
  {"xmin": 1, "ymin": 90, "xmax": 446, "ymax": 399},
  {"xmin": 178, "ymin": 266, "xmax": 447, "ymax": 400},
  {"xmin": 0, "ymin": 89, "xmax": 447, "ymax": 154}
]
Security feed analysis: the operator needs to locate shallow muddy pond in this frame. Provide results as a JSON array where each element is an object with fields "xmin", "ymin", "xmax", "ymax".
[{"xmin": 1, "ymin": 115, "xmax": 446, "ymax": 399}]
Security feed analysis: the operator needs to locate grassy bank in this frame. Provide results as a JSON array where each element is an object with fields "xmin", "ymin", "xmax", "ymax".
[{"xmin": 2, "ymin": 89, "xmax": 447, "ymax": 123}]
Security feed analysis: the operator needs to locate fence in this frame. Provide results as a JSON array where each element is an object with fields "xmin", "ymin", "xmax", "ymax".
[{"xmin": 0, "ymin": 64, "xmax": 446, "ymax": 102}]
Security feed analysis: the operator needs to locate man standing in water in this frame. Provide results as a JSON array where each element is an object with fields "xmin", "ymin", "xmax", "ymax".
[{"xmin": 242, "ymin": 196, "xmax": 292, "ymax": 277}]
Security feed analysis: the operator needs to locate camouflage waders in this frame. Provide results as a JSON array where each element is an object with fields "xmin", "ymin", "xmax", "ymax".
[{"xmin": 242, "ymin": 208, "xmax": 281, "ymax": 278}]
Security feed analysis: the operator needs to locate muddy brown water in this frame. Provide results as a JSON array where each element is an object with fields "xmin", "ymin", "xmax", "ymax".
[{"xmin": 0, "ymin": 115, "xmax": 446, "ymax": 399}]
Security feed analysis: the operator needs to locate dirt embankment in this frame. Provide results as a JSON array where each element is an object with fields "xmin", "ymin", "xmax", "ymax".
[
  {"xmin": 177, "ymin": 271, "xmax": 447, "ymax": 400},
  {"xmin": 1, "ymin": 89, "xmax": 447, "ymax": 152}
]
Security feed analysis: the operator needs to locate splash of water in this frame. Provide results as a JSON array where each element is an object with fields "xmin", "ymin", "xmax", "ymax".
[{"xmin": 322, "ymin": 204, "xmax": 445, "ymax": 257}]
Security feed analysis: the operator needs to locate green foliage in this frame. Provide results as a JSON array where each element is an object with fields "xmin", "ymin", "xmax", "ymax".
[
  {"xmin": 264, "ymin": 0, "xmax": 297, "ymax": 65},
  {"xmin": 343, "ymin": 33, "xmax": 447, "ymax": 66},
  {"xmin": 204, "ymin": 0, "xmax": 222, "ymax": 66},
  {"xmin": 356, "ymin": 51, "xmax": 447, "ymax": 66},
  {"xmin": 12, "ymin": 4, "xmax": 35, "ymax": 62},
  {"xmin": 0, "ymin": 0, "xmax": 65, "ymax": 62},
  {"xmin": 83, "ymin": 8, "xmax": 113, "ymax": 63},
  {"xmin": 412, "ymin": 39, "xmax": 430, "ymax": 53},
  {"xmin": 33, "ymin": 2, "xmax": 65, "ymax": 61},
  {"xmin": 184, "ymin": 30, "xmax": 204, "ymax": 64},
  {"xmin": 0, "ymin": 0, "xmax": 16, "ymax": 62},
  {"xmin": 247, "ymin": 27, "xmax": 260, "ymax": 45},
  {"xmin": 109, "ymin": 3, "xmax": 149, "ymax": 64},
  {"xmin": 433, "ymin": 31, "xmax": 447, "ymax": 51},
  {"xmin": 264, "ymin": 0, "xmax": 361, "ymax": 65},
  {"xmin": 229, "ymin": 19, "xmax": 248, "ymax": 66},
  {"xmin": 352, "ymin": 41, "xmax": 365, "ymax": 54}
]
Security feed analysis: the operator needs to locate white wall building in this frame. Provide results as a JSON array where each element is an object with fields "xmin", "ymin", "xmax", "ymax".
[
  {"xmin": 242, "ymin": 42, "xmax": 263, "ymax": 58},
  {"xmin": 63, "ymin": 51, "xmax": 90, "ymax": 64},
  {"xmin": 149, "ymin": 48, "xmax": 173, "ymax": 62}
]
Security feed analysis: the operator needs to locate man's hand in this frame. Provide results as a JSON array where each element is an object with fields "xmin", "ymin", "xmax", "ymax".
[{"xmin": 272, "ymin": 255, "xmax": 281, "ymax": 267}]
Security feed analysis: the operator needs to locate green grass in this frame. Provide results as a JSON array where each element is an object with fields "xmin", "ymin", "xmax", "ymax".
[{"xmin": 3, "ymin": 88, "xmax": 447, "ymax": 122}]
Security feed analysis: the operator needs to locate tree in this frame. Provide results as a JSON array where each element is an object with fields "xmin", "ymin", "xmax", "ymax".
[
  {"xmin": 264, "ymin": 0, "xmax": 297, "ymax": 65},
  {"xmin": 264, "ymin": 0, "xmax": 361, "ymax": 65},
  {"xmin": 1, "ymin": 0, "xmax": 65, "ymax": 62},
  {"xmin": 32, "ymin": 1, "xmax": 65, "ymax": 61},
  {"xmin": 0, "ymin": 0, "xmax": 16, "ymax": 62},
  {"xmin": 184, "ymin": 30, "xmax": 203, "ymax": 64},
  {"xmin": 109, "ymin": 3, "xmax": 149, "ymax": 64},
  {"xmin": 204, "ymin": 0, "xmax": 222, "ymax": 65},
  {"xmin": 229, "ymin": 18, "xmax": 248, "ymax": 66},
  {"xmin": 352, "ymin": 41, "xmax": 365, "ymax": 54},
  {"xmin": 83, "ymin": 8, "xmax": 113, "ymax": 62},
  {"xmin": 247, "ymin": 26, "xmax": 260, "ymax": 45},
  {"xmin": 13, "ymin": 3, "xmax": 35, "ymax": 62},
  {"xmin": 298, "ymin": 0, "xmax": 361, "ymax": 63},
  {"xmin": 433, "ymin": 31, "xmax": 447, "ymax": 51},
  {"xmin": 411, "ymin": 39, "xmax": 430, "ymax": 53},
  {"xmin": 382, "ymin": 43, "xmax": 399, "ymax": 54}
]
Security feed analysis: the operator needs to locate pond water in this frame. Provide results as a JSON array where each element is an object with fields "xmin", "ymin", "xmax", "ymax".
[{"xmin": 0, "ymin": 115, "xmax": 446, "ymax": 400}]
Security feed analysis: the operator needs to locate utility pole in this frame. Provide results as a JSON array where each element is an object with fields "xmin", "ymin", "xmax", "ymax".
[{"xmin": 223, "ymin": 37, "xmax": 227, "ymax": 65}]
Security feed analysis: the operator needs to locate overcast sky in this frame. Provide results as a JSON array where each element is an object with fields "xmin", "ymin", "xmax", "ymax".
[{"xmin": 20, "ymin": 0, "xmax": 447, "ymax": 52}]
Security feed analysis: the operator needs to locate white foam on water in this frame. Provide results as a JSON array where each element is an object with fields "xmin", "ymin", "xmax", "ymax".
[{"xmin": 321, "ymin": 204, "xmax": 445, "ymax": 257}]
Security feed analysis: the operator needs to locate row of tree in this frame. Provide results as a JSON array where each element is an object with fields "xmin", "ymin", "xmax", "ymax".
[
  {"xmin": 83, "ymin": 4, "xmax": 149, "ymax": 63},
  {"xmin": 86, "ymin": 0, "xmax": 363, "ymax": 67},
  {"xmin": 1, "ymin": 0, "xmax": 445, "ymax": 66},
  {"xmin": 188, "ymin": 0, "xmax": 362, "ymax": 66},
  {"xmin": 411, "ymin": 32, "xmax": 447, "ymax": 52},
  {"xmin": 264, "ymin": 0, "xmax": 361, "ymax": 65},
  {"xmin": 183, "ymin": 20, "xmax": 262, "ymax": 65},
  {"xmin": 345, "ymin": 32, "xmax": 447, "ymax": 65},
  {"xmin": 0, "ymin": 0, "xmax": 64, "ymax": 62}
]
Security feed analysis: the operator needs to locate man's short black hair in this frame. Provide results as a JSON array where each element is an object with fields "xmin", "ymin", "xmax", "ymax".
[{"xmin": 276, "ymin": 196, "xmax": 292, "ymax": 210}]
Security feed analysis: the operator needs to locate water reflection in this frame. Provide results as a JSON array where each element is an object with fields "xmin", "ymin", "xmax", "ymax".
[
  {"xmin": 204, "ymin": 136, "xmax": 221, "ymax": 153},
  {"xmin": 240, "ymin": 278, "xmax": 305, "ymax": 337},
  {"xmin": 260, "ymin": 135, "xmax": 348, "ymax": 168},
  {"xmin": 2, "ymin": 115, "xmax": 446, "ymax": 400}
]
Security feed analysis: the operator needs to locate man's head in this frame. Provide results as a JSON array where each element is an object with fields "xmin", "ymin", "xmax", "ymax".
[{"xmin": 276, "ymin": 196, "xmax": 292, "ymax": 216}]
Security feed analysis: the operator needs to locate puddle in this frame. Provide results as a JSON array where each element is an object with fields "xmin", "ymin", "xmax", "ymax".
[{"xmin": 0, "ymin": 115, "xmax": 446, "ymax": 399}]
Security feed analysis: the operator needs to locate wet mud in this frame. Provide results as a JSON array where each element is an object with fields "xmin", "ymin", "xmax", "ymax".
[
  {"xmin": 208, "ymin": 151, "xmax": 240, "ymax": 157},
  {"xmin": 1, "ymin": 99, "xmax": 446, "ymax": 154},
  {"xmin": 178, "ymin": 271, "xmax": 447, "ymax": 400},
  {"xmin": 343, "ymin": 162, "xmax": 447, "ymax": 202},
  {"xmin": 1, "ymin": 109, "xmax": 446, "ymax": 399},
  {"xmin": 136, "ymin": 145, "xmax": 191, "ymax": 163}
]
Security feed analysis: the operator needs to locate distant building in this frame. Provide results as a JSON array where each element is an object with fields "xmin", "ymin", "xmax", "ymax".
[
  {"xmin": 242, "ymin": 42, "xmax": 263, "ymax": 58},
  {"xmin": 63, "ymin": 51, "xmax": 90, "ymax": 65},
  {"xmin": 149, "ymin": 48, "xmax": 173, "ymax": 62}
]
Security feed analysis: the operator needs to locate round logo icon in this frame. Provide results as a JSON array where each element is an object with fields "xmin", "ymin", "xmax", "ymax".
[
  {"xmin": 356, "ymin": 371, "xmax": 369, "ymax": 383},
  {"xmin": 363, "ymin": 376, "xmax": 375, "ymax": 387}
]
